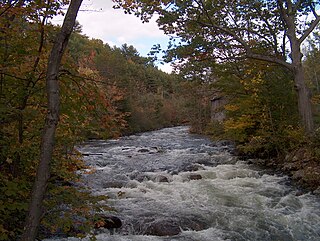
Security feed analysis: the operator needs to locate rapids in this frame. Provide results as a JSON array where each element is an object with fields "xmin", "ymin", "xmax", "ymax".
[{"xmin": 45, "ymin": 126, "xmax": 320, "ymax": 241}]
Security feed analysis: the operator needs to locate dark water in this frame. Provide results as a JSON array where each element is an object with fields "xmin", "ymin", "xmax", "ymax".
[{"xmin": 45, "ymin": 126, "xmax": 320, "ymax": 241}]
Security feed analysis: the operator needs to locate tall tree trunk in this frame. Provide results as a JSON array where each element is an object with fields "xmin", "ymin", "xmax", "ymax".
[
  {"xmin": 294, "ymin": 61, "xmax": 314, "ymax": 133},
  {"xmin": 288, "ymin": 32, "xmax": 314, "ymax": 133},
  {"xmin": 282, "ymin": 2, "xmax": 315, "ymax": 134},
  {"xmin": 20, "ymin": 0, "xmax": 83, "ymax": 240}
]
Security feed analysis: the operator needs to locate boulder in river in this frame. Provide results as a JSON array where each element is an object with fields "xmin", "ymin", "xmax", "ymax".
[
  {"xmin": 138, "ymin": 148, "xmax": 150, "ymax": 153},
  {"xmin": 143, "ymin": 216, "xmax": 209, "ymax": 236},
  {"xmin": 180, "ymin": 163, "xmax": 205, "ymax": 172},
  {"xmin": 154, "ymin": 175, "xmax": 169, "ymax": 182},
  {"xmin": 145, "ymin": 220, "xmax": 181, "ymax": 236},
  {"xmin": 188, "ymin": 173, "xmax": 202, "ymax": 180}
]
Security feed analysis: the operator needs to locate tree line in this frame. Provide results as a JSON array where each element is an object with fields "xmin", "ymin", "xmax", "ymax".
[
  {"xmin": 2, "ymin": 0, "xmax": 320, "ymax": 240},
  {"xmin": 114, "ymin": 0, "xmax": 320, "ymax": 188},
  {"xmin": 0, "ymin": 1, "xmax": 206, "ymax": 240}
]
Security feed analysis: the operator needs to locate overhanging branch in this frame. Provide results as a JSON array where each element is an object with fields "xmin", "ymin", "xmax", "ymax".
[
  {"xmin": 246, "ymin": 51, "xmax": 293, "ymax": 71},
  {"xmin": 299, "ymin": 16, "xmax": 320, "ymax": 44}
]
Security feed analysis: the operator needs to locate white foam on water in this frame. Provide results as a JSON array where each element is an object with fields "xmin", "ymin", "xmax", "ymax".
[{"xmin": 44, "ymin": 127, "xmax": 320, "ymax": 241}]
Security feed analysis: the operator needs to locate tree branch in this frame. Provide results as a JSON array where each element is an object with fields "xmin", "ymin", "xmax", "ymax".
[
  {"xmin": 0, "ymin": 0, "xmax": 20, "ymax": 17},
  {"xmin": 195, "ymin": 0, "xmax": 293, "ymax": 71},
  {"xmin": 245, "ymin": 51, "xmax": 293, "ymax": 70},
  {"xmin": 299, "ymin": 16, "xmax": 320, "ymax": 44}
]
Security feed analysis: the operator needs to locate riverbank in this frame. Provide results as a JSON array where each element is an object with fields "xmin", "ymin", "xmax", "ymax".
[
  {"xmin": 272, "ymin": 148, "xmax": 320, "ymax": 194},
  {"xmin": 240, "ymin": 147, "xmax": 320, "ymax": 195}
]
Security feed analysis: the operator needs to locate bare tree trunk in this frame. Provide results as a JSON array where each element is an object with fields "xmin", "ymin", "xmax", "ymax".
[
  {"xmin": 281, "ymin": 0, "xmax": 315, "ymax": 134},
  {"xmin": 20, "ymin": 0, "xmax": 83, "ymax": 240},
  {"xmin": 294, "ymin": 63, "xmax": 314, "ymax": 133},
  {"xmin": 288, "ymin": 30, "xmax": 314, "ymax": 133}
]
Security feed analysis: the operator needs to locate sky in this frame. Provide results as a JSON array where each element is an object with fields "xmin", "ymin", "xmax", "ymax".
[{"xmin": 53, "ymin": 0, "xmax": 172, "ymax": 73}]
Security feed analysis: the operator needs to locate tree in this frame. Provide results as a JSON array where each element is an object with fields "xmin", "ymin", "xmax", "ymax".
[
  {"xmin": 113, "ymin": 0, "xmax": 320, "ymax": 133},
  {"xmin": 20, "ymin": 0, "xmax": 83, "ymax": 240},
  {"xmin": 219, "ymin": 59, "xmax": 299, "ymax": 155}
]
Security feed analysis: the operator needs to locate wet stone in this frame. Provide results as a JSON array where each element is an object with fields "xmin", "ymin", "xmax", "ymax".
[
  {"xmin": 145, "ymin": 220, "xmax": 181, "ymax": 236},
  {"xmin": 180, "ymin": 164, "xmax": 205, "ymax": 172},
  {"xmin": 188, "ymin": 173, "xmax": 202, "ymax": 180},
  {"xmin": 138, "ymin": 148, "xmax": 150, "ymax": 153},
  {"xmin": 134, "ymin": 174, "xmax": 151, "ymax": 182},
  {"xmin": 155, "ymin": 175, "xmax": 169, "ymax": 182},
  {"xmin": 102, "ymin": 181, "xmax": 125, "ymax": 188},
  {"xmin": 179, "ymin": 216, "xmax": 210, "ymax": 231},
  {"xmin": 196, "ymin": 159, "xmax": 218, "ymax": 167}
]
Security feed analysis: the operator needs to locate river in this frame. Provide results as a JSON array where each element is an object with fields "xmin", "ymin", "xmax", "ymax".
[{"xmin": 45, "ymin": 126, "xmax": 320, "ymax": 241}]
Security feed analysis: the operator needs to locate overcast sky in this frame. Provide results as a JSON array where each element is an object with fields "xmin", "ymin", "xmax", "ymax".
[{"xmin": 54, "ymin": 0, "xmax": 172, "ymax": 72}]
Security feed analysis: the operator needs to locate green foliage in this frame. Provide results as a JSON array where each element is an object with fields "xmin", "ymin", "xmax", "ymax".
[
  {"xmin": 0, "ymin": 3, "xmax": 124, "ymax": 240},
  {"xmin": 204, "ymin": 120, "xmax": 225, "ymax": 139},
  {"xmin": 115, "ymin": 0, "xmax": 320, "ymax": 133},
  {"xmin": 0, "ymin": 2, "xmax": 195, "ymax": 239},
  {"xmin": 113, "ymin": 0, "xmax": 298, "ymax": 63},
  {"xmin": 178, "ymin": 80, "xmax": 214, "ymax": 134},
  {"xmin": 214, "ymin": 60, "xmax": 300, "ymax": 157},
  {"xmin": 68, "ymin": 33, "xmax": 189, "ymax": 134},
  {"xmin": 304, "ymin": 44, "xmax": 320, "ymax": 126}
]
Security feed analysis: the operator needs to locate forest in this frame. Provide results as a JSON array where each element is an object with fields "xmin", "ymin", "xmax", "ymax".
[{"xmin": 1, "ymin": 0, "xmax": 320, "ymax": 240}]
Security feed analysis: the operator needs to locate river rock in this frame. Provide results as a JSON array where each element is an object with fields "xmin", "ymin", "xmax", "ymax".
[
  {"xmin": 145, "ymin": 220, "xmax": 181, "ymax": 236},
  {"xmin": 143, "ymin": 216, "xmax": 209, "ymax": 236},
  {"xmin": 138, "ymin": 148, "xmax": 150, "ymax": 153},
  {"xmin": 181, "ymin": 164, "xmax": 205, "ymax": 172},
  {"xmin": 155, "ymin": 175, "xmax": 169, "ymax": 182},
  {"xmin": 188, "ymin": 173, "xmax": 202, "ymax": 180},
  {"xmin": 215, "ymin": 140, "xmax": 235, "ymax": 147},
  {"xmin": 179, "ymin": 216, "xmax": 210, "ymax": 231},
  {"xmin": 103, "ymin": 181, "xmax": 125, "ymax": 188},
  {"xmin": 196, "ymin": 159, "xmax": 218, "ymax": 167},
  {"xmin": 134, "ymin": 173, "xmax": 151, "ymax": 182},
  {"xmin": 125, "ymin": 180, "xmax": 139, "ymax": 188},
  {"xmin": 313, "ymin": 187, "xmax": 320, "ymax": 195}
]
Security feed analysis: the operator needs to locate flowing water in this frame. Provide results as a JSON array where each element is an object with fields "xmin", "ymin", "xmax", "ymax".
[{"xmin": 46, "ymin": 126, "xmax": 320, "ymax": 241}]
